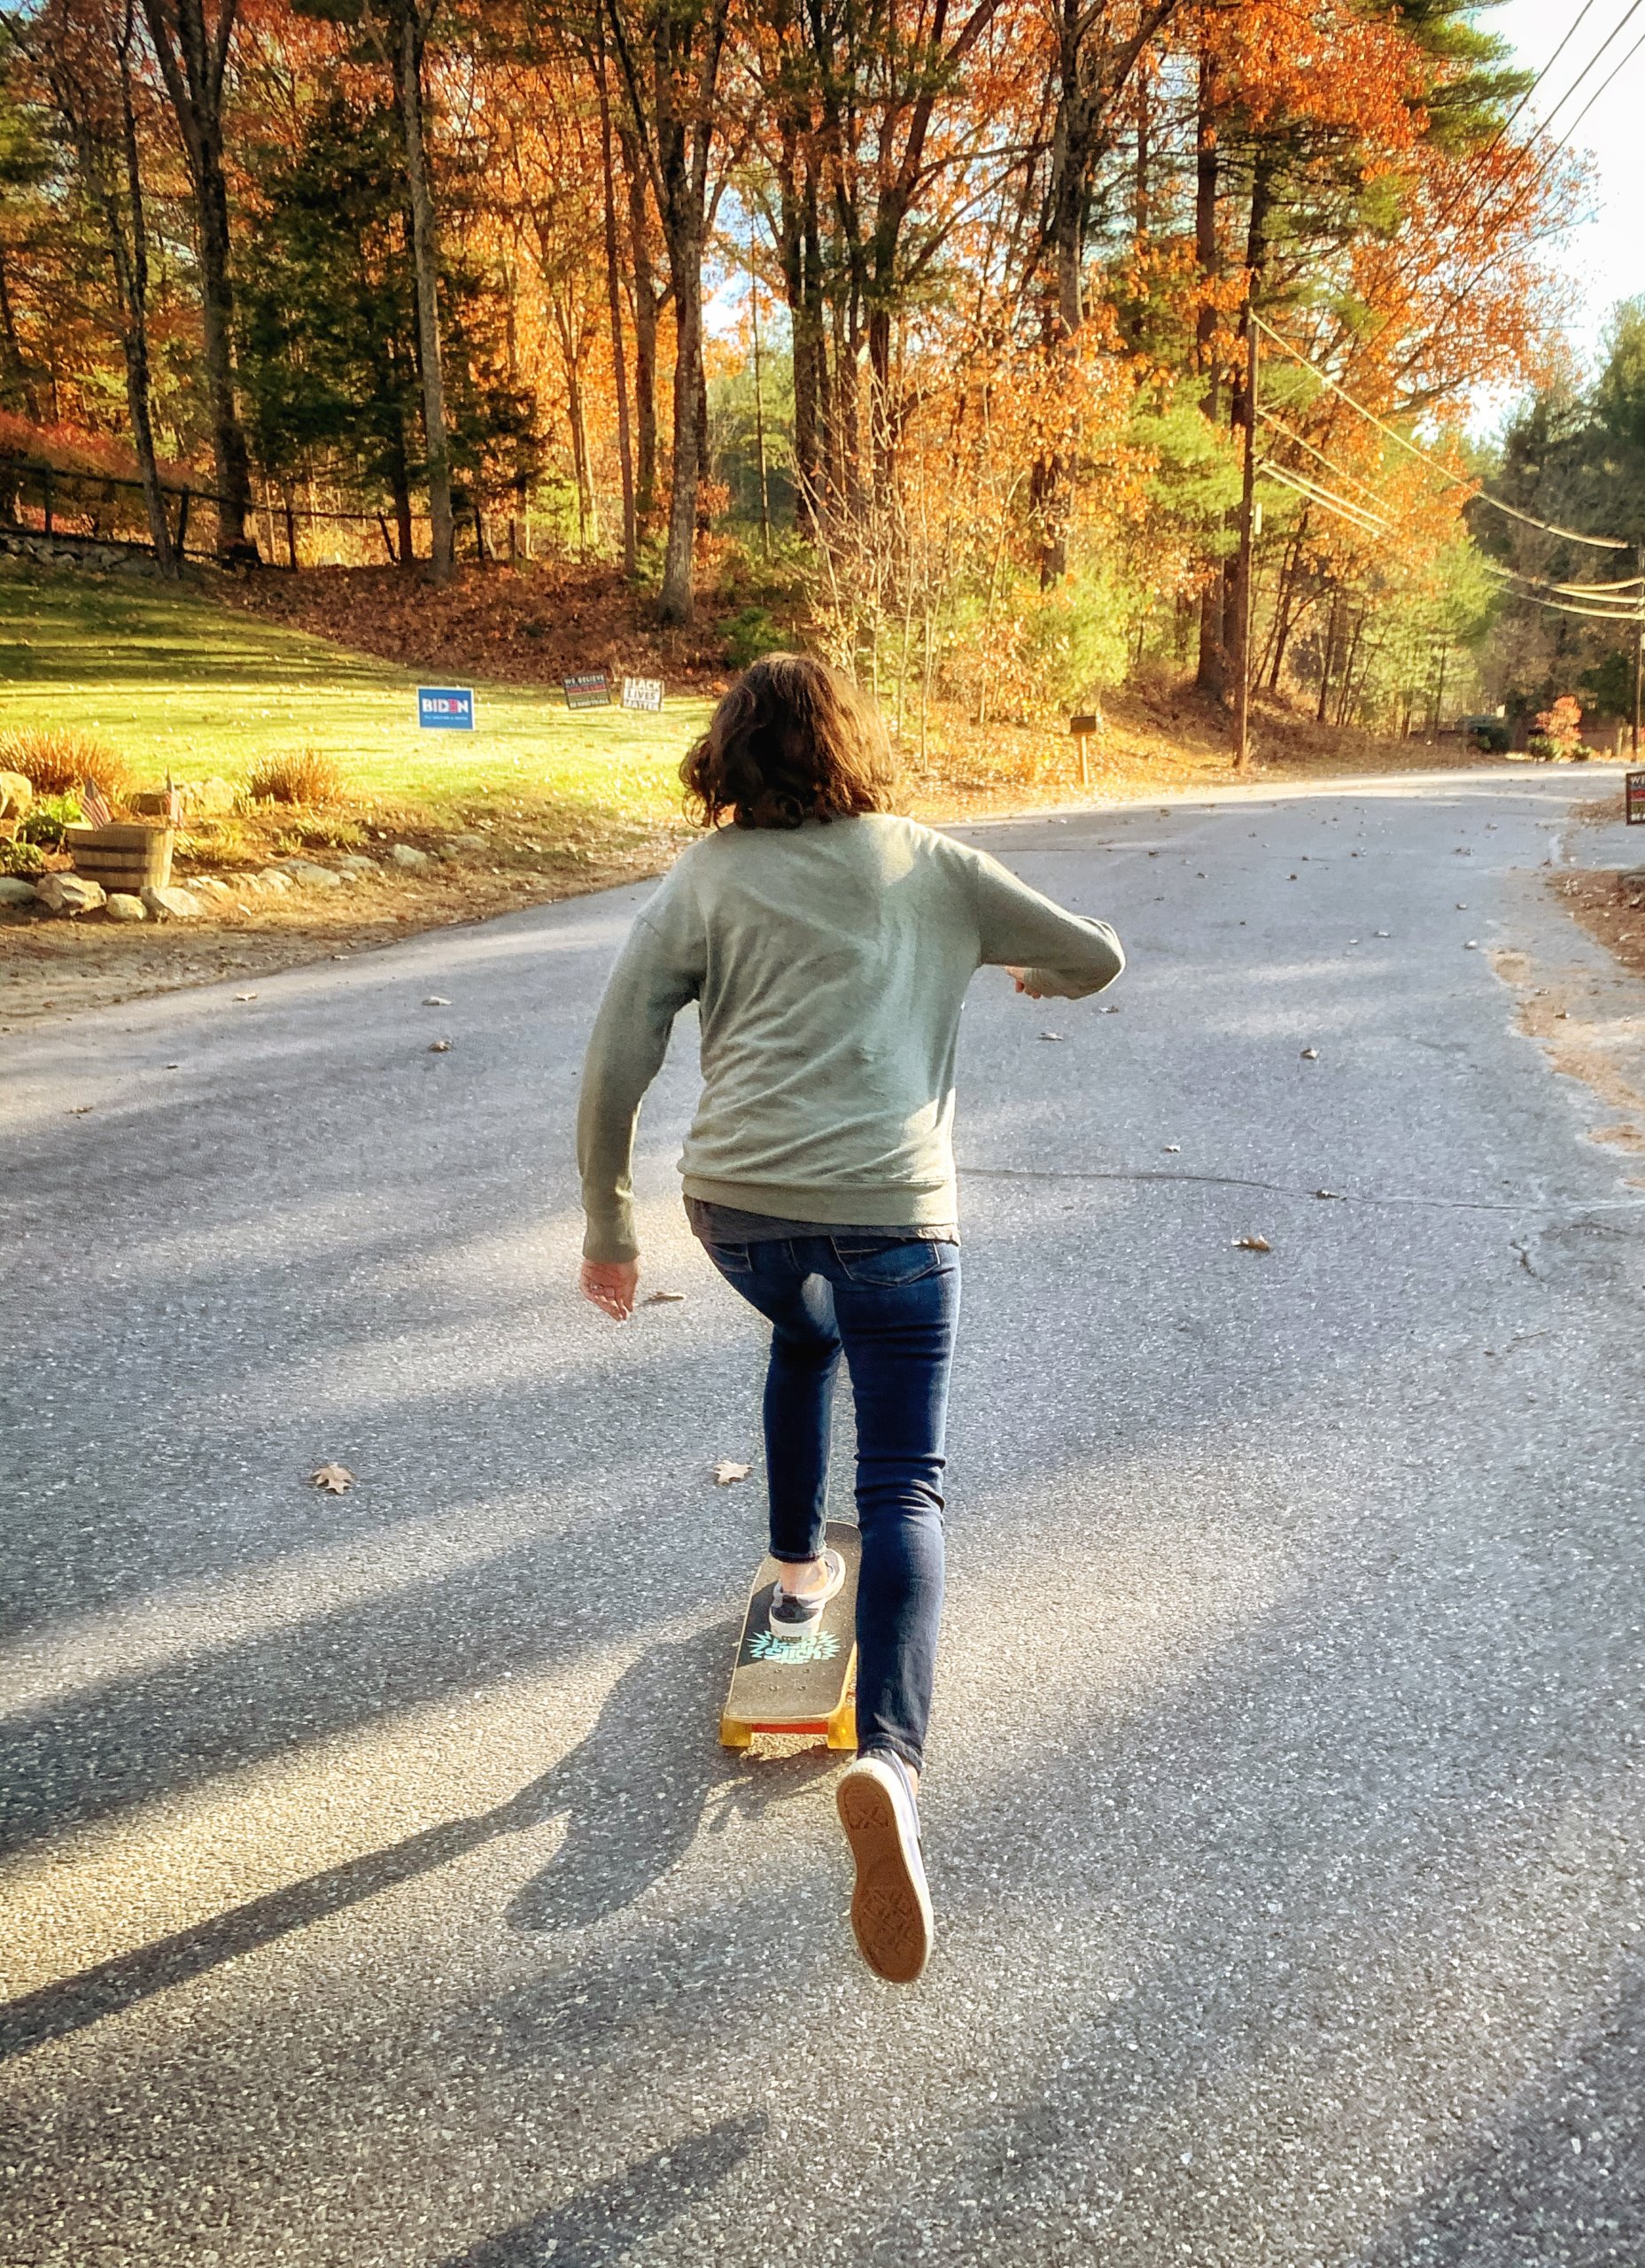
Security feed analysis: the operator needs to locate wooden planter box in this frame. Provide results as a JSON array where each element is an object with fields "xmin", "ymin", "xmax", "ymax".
[{"xmin": 66, "ymin": 823, "xmax": 174, "ymax": 893}]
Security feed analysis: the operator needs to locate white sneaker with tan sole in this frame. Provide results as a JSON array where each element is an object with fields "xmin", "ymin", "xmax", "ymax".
[{"xmin": 835, "ymin": 1751, "xmax": 932, "ymax": 1984}]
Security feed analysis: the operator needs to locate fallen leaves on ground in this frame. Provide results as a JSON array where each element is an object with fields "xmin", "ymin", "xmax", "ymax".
[
  {"xmin": 1233, "ymin": 1234, "xmax": 1272, "ymax": 1252},
  {"xmin": 1300, "ymin": 1047, "xmax": 1319, "ymax": 1060},
  {"xmin": 644, "ymin": 1290, "xmax": 687, "ymax": 1305},
  {"xmin": 713, "ymin": 1459, "xmax": 752, "ymax": 1485},
  {"xmin": 429, "ymin": 1038, "xmax": 451, "ymax": 1052},
  {"xmin": 1039, "ymin": 1030, "xmax": 1065, "ymax": 1042},
  {"xmin": 311, "ymin": 1463, "xmax": 354, "ymax": 1494},
  {"xmin": 423, "ymin": 995, "xmax": 450, "ymax": 1006}
]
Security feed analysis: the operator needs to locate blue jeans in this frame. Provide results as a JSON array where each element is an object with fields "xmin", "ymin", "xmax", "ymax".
[{"xmin": 699, "ymin": 1231, "xmax": 961, "ymax": 1773}]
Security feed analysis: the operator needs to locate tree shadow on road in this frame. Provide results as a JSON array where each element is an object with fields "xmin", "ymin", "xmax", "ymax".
[
  {"xmin": 0, "ymin": 1614, "xmax": 826, "ymax": 2062},
  {"xmin": 435, "ymin": 2113, "xmax": 769, "ymax": 2267}
]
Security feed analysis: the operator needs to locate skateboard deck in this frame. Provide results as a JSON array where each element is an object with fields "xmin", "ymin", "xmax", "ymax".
[{"xmin": 719, "ymin": 1520, "xmax": 860, "ymax": 1751}]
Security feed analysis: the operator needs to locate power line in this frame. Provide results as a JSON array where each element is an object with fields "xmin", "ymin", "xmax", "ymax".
[
  {"xmin": 1252, "ymin": 313, "xmax": 1630, "ymax": 550},
  {"xmin": 1258, "ymin": 461, "xmax": 1390, "ymax": 535},
  {"xmin": 1537, "ymin": 0, "xmax": 1645, "ymax": 136},
  {"xmin": 1256, "ymin": 440, "xmax": 1645, "ymax": 620}
]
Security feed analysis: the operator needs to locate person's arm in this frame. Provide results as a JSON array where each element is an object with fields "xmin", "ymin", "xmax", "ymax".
[
  {"xmin": 576, "ymin": 904, "xmax": 702, "ymax": 1286},
  {"xmin": 966, "ymin": 846, "xmax": 1125, "ymax": 999}
]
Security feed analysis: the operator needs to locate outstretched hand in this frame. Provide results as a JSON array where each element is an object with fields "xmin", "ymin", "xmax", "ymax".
[
  {"xmin": 580, "ymin": 1258, "xmax": 640, "ymax": 1321},
  {"xmin": 1005, "ymin": 965, "xmax": 1046, "ymax": 999}
]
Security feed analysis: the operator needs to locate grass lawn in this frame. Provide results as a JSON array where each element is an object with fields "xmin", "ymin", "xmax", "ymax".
[{"xmin": 0, "ymin": 562, "xmax": 710, "ymax": 835}]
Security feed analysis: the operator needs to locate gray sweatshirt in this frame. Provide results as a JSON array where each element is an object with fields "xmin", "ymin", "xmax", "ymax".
[{"xmin": 577, "ymin": 812, "xmax": 1123, "ymax": 1262}]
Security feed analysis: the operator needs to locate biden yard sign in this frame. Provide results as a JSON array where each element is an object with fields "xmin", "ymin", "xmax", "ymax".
[{"xmin": 418, "ymin": 686, "xmax": 475, "ymax": 730}]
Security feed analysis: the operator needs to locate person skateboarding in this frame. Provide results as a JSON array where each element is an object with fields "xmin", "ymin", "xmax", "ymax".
[{"xmin": 577, "ymin": 653, "xmax": 1123, "ymax": 1983}]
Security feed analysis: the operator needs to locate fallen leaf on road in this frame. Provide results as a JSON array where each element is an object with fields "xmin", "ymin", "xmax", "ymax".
[
  {"xmin": 423, "ymin": 995, "xmax": 450, "ymax": 1006},
  {"xmin": 1233, "ymin": 1235, "xmax": 1272, "ymax": 1252},
  {"xmin": 1039, "ymin": 1030, "xmax": 1065, "ymax": 1043},
  {"xmin": 311, "ymin": 1464, "xmax": 354, "ymax": 1495},
  {"xmin": 1300, "ymin": 1047, "xmax": 1319, "ymax": 1060},
  {"xmin": 429, "ymin": 1038, "xmax": 452, "ymax": 1052},
  {"xmin": 1163, "ymin": 1143, "xmax": 1181, "ymax": 1153},
  {"xmin": 1455, "ymin": 903, "xmax": 1468, "ymax": 910},
  {"xmin": 1098, "ymin": 1004, "xmax": 1121, "ymax": 1014},
  {"xmin": 644, "ymin": 1290, "xmax": 687, "ymax": 1304},
  {"xmin": 1374, "ymin": 930, "xmax": 1390, "ymax": 938},
  {"xmin": 1464, "ymin": 940, "xmax": 1479, "ymax": 951},
  {"xmin": 1315, "ymin": 1189, "xmax": 1342, "ymax": 1200},
  {"xmin": 713, "ymin": 1459, "xmax": 752, "ymax": 1485},
  {"xmin": 235, "ymin": 992, "xmax": 258, "ymax": 1002},
  {"xmin": 67, "ymin": 1105, "xmax": 93, "ymax": 1115}
]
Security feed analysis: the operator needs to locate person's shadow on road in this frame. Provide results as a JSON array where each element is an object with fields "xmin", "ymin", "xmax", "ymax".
[{"xmin": 501, "ymin": 1619, "xmax": 837, "ymax": 1934}]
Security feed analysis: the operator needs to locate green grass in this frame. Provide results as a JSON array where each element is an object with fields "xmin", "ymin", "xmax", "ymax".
[{"xmin": 0, "ymin": 562, "xmax": 709, "ymax": 833}]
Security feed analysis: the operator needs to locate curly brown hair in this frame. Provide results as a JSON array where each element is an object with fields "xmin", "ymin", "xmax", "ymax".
[{"xmin": 680, "ymin": 653, "xmax": 894, "ymax": 830}]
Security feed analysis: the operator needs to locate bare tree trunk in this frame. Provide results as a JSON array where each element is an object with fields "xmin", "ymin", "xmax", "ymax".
[
  {"xmin": 660, "ymin": 206, "xmax": 703, "ymax": 617},
  {"xmin": 620, "ymin": 123, "xmax": 659, "ymax": 531},
  {"xmin": 1193, "ymin": 51, "xmax": 1224, "ymax": 696},
  {"xmin": 392, "ymin": 2, "xmax": 454, "ymax": 582},
  {"xmin": 596, "ymin": 16, "xmax": 637, "ymax": 577},
  {"xmin": 139, "ymin": 0, "xmax": 254, "ymax": 558}
]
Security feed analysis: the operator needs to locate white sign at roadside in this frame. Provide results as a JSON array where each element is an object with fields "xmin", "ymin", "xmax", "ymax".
[{"xmin": 622, "ymin": 677, "xmax": 664, "ymax": 712}]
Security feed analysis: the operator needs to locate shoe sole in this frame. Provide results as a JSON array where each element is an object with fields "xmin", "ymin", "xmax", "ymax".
[{"xmin": 836, "ymin": 1767, "xmax": 932, "ymax": 1984}]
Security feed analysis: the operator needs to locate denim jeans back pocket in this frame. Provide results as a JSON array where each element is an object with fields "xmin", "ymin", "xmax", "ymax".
[
  {"xmin": 706, "ymin": 1239, "xmax": 754, "ymax": 1276},
  {"xmin": 832, "ymin": 1237, "xmax": 950, "ymax": 1287}
]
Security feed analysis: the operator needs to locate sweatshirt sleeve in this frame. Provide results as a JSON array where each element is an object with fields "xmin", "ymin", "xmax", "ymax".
[
  {"xmin": 966, "ymin": 846, "xmax": 1125, "ymax": 1000},
  {"xmin": 576, "ymin": 897, "xmax": 702, "ymax": 1262}
]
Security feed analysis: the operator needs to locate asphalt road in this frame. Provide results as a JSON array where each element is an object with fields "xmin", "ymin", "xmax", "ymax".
[{"xmin": 2, "ymin": 764, "xmax": 1641, "ymax": 2268}]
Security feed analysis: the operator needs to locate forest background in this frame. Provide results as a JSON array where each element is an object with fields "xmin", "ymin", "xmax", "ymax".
[{"xmin": 1, "ymin": 0, "xmax": 1642, "ymax": 761}]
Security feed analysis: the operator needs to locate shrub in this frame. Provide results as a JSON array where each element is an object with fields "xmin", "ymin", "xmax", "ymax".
[
  {"xmin": 722, "ymin": 604, "xmax": 788, "ymax": 670},
  {"xmin": 0, "ymin": 726, "xmax": 128, "ymax": 802},
  {"xmin": 247, "ymin": 748, "xmax": 344, "ymax": 804},
  {"xmin": 0, "ymin": 835, "xmax": 45, "ymax": 875},
  {"xmin": 19, "ymin": 791, "xmax": 82, "ymax": 846}
]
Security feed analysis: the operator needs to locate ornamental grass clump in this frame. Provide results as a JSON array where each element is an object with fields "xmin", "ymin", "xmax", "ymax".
[
  {"xmin": 247, "ymin": 748, "xmax": 345, "ymax": 805},
  {"xmin": 0, "ymin": 726, "xmax": 129, "ymax": 803}
]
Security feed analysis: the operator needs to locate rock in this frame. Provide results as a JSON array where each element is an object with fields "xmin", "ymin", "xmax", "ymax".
[
  {"xmin": 387, "ymin": 843, "xmax": 431, "ymax": 871},
  {"xmin": 447, "ymin": 833, "xmax": 486, "ymax": 851},
  {"xmin": 141, "ymin": 884, "xmax": 204, "ymax": 920},
  {"xmin": 105, "ymin": 892, "xmax": 147, "ymax": 922},
  {"xmin": 278, "ymin": 859, "xmax": 344, "ymax": 888},
  {"xmin": 338, "ymin": 854, "xmax": 379, "ymax": 874},
  {"xmin": 0, "ymin": 769, "xmax": 33, "ymax": 821},
  {"xmin": 36, "ymin": 873, "xmax": 106, "ymax": 915},
  {"xmin": 0, "ymin": 874, "xmax": 39, "ymax": 905},
  {"xmin": 189, "ymin": 874, "xmax": 237, "ymax": 899},
  {"xmin": 255, "ymin": 868, "xmax": 293, "ymax": 893}
]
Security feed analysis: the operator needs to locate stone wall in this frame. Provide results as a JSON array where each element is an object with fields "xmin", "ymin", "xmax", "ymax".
[{"xmin": 0, "ymin": 527, "xmax": 161, "ymax": 578}]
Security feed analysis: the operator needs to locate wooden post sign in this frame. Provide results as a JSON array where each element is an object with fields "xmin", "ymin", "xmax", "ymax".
[
  {"xmin": 563, "ymin": 670, "xmax": 612, "ymax": 711},
  {"xmin": 621, "ymin": 676, "xmax": 664, "ymax": 712},
  {"xmin": 1069, "ymin": 711, "xmax": 1100, "ymax": 788},
  {"xmin": 1627, "ymin": 768, "xmax": 1645, "ymax": 824}
]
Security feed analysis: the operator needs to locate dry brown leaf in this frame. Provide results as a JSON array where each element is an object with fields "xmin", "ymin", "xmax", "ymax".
[
  {"xmin": 1233, "ymin": 1234, "xmax": 1272, "ymax": 1253},
  {"xmin": 643, "ymin": 1290, "xmax": 687, "ymax": 1305},
  {"xmin": 1300, "ymin": 1047, "xmax": 1319, "ymax": 1060},
  {"xmin": 1039, "ymin": 1030, "xmax": 1065, "ymax": 1043},
  {"xmin": 428, "ymin": 1038, "xmax": 452, "ymax": 1052},
  {"xmin": 310, "ymin": 1463, "xmax": 354, "ymax": 1495},
  {"xmin": 713, "ymin": 1459, "xmax": 752, "ymax": 1486}
]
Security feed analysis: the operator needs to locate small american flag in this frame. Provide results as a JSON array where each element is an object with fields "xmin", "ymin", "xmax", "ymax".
[{"xmin": 78, "ymin": 780, "xmax": 112, "ymax": 829}]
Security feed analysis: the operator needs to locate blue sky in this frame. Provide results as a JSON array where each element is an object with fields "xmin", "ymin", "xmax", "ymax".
[{"xmin": 1491, "ymin": 0, "xmax": 1644, "ymax": 373}]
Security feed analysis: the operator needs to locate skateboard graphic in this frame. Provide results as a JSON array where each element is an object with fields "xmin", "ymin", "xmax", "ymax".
[{"xmin": 719, "ymin": 1519, "xmax": 861, "ymax": 1751}]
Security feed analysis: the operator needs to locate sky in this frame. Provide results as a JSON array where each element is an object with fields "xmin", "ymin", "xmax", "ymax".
[{"xmin": 1491, "ymin": 0, "xmax": 1645, "ymax": 374}]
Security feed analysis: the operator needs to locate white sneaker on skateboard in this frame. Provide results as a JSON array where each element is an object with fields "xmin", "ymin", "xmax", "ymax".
[
  {"xmin": 835, "ymin": 1750, "xmax": 932, "ymax": 1984},
  {"xmin": 768, "ymin": 1548, "xmax": 845, "ymax": 1641}
]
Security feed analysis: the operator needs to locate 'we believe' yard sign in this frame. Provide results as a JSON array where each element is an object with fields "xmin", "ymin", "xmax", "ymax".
[{"xmin": 418, "ymin": 687, "xmax": 475, "ymax": 730}]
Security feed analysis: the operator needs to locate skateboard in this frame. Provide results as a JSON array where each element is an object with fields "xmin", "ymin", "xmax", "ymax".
[{"xmin": 719, "ymin": 1519, "xmax": 860, "ymax": 1751}]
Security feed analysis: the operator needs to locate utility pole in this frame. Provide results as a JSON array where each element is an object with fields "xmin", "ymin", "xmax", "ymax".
[
  {"xmin": 749, "ymin": 259, "xmax": 771, "ymax": 558},
  {"xmin": 1624, "ymin": 537, "xmax": 1633, "ymax": 752},
  {"xmin": 1232, "ymin": 306, "xmax": 1258, "ymax": 772}
]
